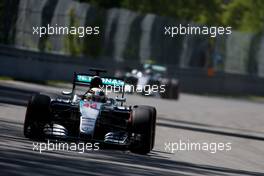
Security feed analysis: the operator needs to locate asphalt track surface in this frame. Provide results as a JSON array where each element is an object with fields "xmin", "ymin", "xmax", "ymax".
[{"xmin": 0, "ymin": 80, "xmax": 264, "ymax": 176}]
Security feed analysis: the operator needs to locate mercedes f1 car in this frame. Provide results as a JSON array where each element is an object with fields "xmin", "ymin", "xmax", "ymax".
[
  {"xmin": 120, "ymin": 64, "xmax": 179, "ymax": 100},
  {"xmin": 23, "ymin": 69, "xmax": 156, "ymax": 154}
]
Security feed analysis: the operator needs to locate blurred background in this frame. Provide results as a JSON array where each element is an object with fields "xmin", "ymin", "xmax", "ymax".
[
  {"xmin": 0, "ymin": 0, "xmax": 264, "ymax": 95},
  {"xmin": 1, "ymin": 1, "xmax": 264, "ymax": 175}
]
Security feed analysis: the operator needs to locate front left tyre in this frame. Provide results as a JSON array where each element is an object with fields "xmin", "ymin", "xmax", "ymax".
[{"xmin": 24, "ymin": 94, "xmax": 50, "ymax": 139}]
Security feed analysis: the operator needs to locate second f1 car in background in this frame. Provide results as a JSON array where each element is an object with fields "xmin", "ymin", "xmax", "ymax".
[{"xmin": 116, "ymin": 64, "xmax": 180, "ymax": 100}]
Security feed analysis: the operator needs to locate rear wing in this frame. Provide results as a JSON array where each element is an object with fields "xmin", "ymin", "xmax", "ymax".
[
  {"xmin": 74, "ymin": 73, "xmax": 125, "ymax": 87},
  {"xmin": 144, "ymin": 64, "xmax": 167, "ymax": 72},
  {"xmin": 71, "ymin": 72, "xmax": 126, "ymax": 104}
]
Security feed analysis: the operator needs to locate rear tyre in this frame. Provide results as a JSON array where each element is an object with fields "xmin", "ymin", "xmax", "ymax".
[
  {"xmin": 125, "ymin": 76, "xmax": 138, "ymax": 88},
  {"xmin": 24, "ymin": 94, "xmax": 50, "ymax": 139},
  {"xmin": 137, "ymin": 106, "xmax": 156, "ymax": 150},
  {"xmin": 160, "ymin": 79, "xmax": 179, "ymax": 100},
  {"xmin": 130, "ymin": 106, "xmax": 156, "ymax": 154},
  {"xmin": 170, "ymin": 79, "xmax": 180, "ymax": 100}
]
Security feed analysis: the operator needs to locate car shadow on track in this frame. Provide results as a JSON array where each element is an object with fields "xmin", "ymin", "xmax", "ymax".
[{"xmin": 0, "ymin": 120, "xmax": 263, "ymax": 176}]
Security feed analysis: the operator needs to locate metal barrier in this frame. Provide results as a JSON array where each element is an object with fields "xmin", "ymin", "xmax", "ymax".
[{"xmin": 0, "ymin": 44, "xmax": 264, "ymax": 96}]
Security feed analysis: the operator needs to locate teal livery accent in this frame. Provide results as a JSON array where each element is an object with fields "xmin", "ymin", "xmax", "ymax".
[
  {"xmin": 77, "ymin": 75, "xmax": 93, "ymax": 83},
  {"xmin": 76, "ymin": 75, "xmax": 125, "ymax": 86}
]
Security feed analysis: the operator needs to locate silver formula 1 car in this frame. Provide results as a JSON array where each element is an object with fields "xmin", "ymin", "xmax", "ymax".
[
  {"xmin": 120, "ymin": 64, "xmax": 179, "ymax": 100},
  {"xmin": 23, "ymin": 69, "xmax": 156, "ymax": 154}
]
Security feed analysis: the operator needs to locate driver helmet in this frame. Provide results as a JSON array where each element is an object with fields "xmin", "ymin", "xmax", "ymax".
[
  {"xmin": 88, "ymin": 87, "xmax": 106, "ymax": 103},
  {"xmin": 90, "ymin": 76, "xmax": 103, "ymax": 88}
]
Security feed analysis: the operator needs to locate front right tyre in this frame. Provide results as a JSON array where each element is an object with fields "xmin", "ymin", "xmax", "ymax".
[{"xmin": 130, "ymin": 105, "xmax": 156, "ymax": 154}]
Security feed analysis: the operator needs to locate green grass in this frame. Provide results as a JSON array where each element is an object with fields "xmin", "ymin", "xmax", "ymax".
[
  {"xmin": 247, "ymin": 96, "xmax": 264, "ymax": 103},
  {"xmin": 45, "ymin": 80, "xmax": 70, "ymax": 87},
  {"xmin": 0, "ymin": 76, "xmax": 13, "ymax": 80}
]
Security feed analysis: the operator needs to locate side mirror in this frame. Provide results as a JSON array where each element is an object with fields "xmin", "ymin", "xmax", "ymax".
[{"xmin": 62, "ymin": 91, "xmax": 72, "ymax": 95}]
